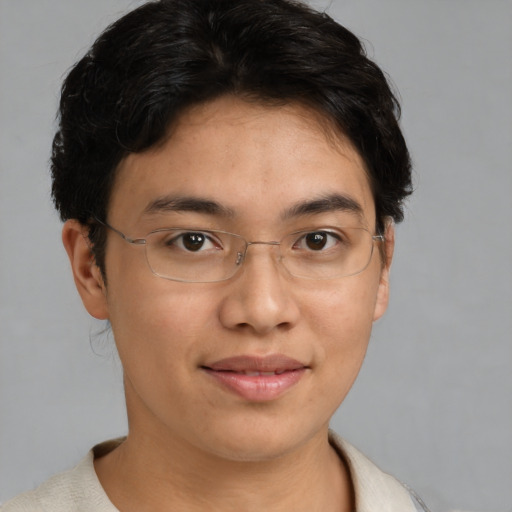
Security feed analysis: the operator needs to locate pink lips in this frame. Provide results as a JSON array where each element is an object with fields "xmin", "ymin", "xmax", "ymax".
[{"xmin": 202, "ymin": 355, "xmax": 308, "ymax": 402}]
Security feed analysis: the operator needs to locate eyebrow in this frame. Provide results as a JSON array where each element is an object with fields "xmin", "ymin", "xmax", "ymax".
[
  {"xmin": 143, "ymin": 195, "xmax": 235, "ymax": 218},
  {"xmin": 281, "ymin": 193, "xmax": 364, "ymax": 220},
  {"xmin": 142, "ymin": 192, "xmax": 363, "ymax": 221}
]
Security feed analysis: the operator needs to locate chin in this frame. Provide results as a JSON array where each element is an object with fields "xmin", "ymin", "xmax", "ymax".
[
  {"xmin": 196, "ymin": 416, "xmax": 323, "ymax": 463},
  {"xmin": 209, "ymin": 439, "xmax": 297, "ymax": 463}
]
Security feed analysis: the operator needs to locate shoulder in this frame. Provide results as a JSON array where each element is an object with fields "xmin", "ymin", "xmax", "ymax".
[
  {"xmin": 1, "ymin": 441, "xmax": 121, "ymax": 512},
  {"xmin": 329, "ymin": 431, "xmax": 430, "ymax": 512}
]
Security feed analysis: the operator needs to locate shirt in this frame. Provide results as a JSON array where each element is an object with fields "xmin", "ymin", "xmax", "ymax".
[{"xmin": 1, "ymin": 432, "xmax": 429, "ymax": 511}]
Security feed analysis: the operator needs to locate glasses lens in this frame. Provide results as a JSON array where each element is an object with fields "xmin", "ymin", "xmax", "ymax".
[
  {"xmin": 281, "ymin": 227, "xmax": 375, "ymax": 279},
  {"xmin": 144, "ymin": 229, "xmax": 245, "ymax": 282}
]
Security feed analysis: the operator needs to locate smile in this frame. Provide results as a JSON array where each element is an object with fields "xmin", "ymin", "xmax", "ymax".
[{"xmin": 201, "ymin": 355, "xmax": 309, "ymax": 402}]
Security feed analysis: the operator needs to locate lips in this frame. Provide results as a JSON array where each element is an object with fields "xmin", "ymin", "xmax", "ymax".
[
  {"xmin": 201, "ymin": 355, "xmax": 308, "ymax": 402},
  {"xmin": 234, "ymin": 370, "xmax": 288, "ymax": 376}
]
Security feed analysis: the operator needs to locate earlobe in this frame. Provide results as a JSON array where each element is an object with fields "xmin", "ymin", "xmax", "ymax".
[
  {"xmin": 62, "ymin": 220, "xmax": 109, "ymax": 320},
  {"xmin": 373, "ymin": 222, "xmax": 395, "ymax": 322}
]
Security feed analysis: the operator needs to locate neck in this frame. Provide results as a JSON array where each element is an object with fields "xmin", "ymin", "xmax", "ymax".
[{"xmin": 94, "ymin": 426, "xmax": 354, "ymax": 512}]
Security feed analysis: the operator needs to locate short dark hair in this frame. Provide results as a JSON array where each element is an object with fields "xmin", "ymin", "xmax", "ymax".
[{"xmin": 51, "ymin": 0, "xmax": 412, "ymax": 273}]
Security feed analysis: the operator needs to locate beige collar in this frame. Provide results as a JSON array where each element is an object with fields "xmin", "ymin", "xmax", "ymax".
[{"xmin": 329, "ymin": 431, "xmax": 417, "ymax": 512}]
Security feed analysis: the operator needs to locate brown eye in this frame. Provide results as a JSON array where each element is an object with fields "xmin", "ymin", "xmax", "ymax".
[
  {"xmin": 182, "ymin": 233, "xmax": 206, "ymax": 251},
  {"xmin": 165, "ymin": 232, "xmax": 219, "ymax": 252},
  {"xmin": 304, "ymin": 232, "xmax": 328, "ymax": 250},
  {"xmin": 293, "ymin": 231, "xmax": 341, "ymax": 252}
]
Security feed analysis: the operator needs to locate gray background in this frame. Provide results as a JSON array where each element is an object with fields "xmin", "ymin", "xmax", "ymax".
[{"xmin": 1, "ymin": 1, "xmax": 511, "ymax": 511}]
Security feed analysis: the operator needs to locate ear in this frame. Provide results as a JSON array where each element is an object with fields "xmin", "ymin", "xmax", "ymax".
[
  {"xmin": 373, "ymin": 222, "xmax": 395, "ymax": 322},
  {"xmin": 62, "ymin": 220, "xmax": 109, "ymax": 320}
]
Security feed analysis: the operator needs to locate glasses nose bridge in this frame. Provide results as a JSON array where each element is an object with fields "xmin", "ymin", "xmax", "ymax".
[
  {"xmin": 247, "ymin": 240, "xmax": 281, "ymax": 247},
  {"xmin": 235, "ymin": 239, "xmax": 282, "ymax": 267}
]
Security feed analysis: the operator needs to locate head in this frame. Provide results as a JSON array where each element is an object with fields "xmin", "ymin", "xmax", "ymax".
[
  {"xmin": 56, "ymin": 0, "xmax": 412, "ymax": 461},
  {"xmin": 52, "ymin": 0, "xmax": 411, "ymax": 277}
]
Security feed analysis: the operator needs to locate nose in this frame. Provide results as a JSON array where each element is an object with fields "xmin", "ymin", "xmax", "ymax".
[{"xmin": 218, "ymin": 243, "xmax": 300, "ymax": 336}]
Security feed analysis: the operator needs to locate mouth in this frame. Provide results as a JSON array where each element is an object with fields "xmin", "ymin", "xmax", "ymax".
[
  {"xmin": 215, "ymin": 369, "xmax": 292, "ymax": 376},
  {"xmin": 201, "ymin": 354, "xmax": 309, "ymax": 402}
]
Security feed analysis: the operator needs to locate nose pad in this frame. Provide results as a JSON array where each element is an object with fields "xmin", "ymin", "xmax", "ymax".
[{"xmin": 235, "ymin": 241, "xmax": 281, "ymax": 269}]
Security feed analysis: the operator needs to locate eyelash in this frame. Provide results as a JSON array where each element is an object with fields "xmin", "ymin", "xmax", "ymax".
[
  {"xmin": 165, "ymin": 232, "xmax": 221, "ymax": 252},
  {"xmin": 292, "ymin": 231, "xmax": 343, "ymax": 251},
  {"xmin": 160, "ymin": 229, "xmax": 347, "ymax": 253}
]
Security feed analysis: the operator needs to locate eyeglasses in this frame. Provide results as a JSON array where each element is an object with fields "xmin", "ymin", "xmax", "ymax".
[{"xmin": 95, "ymin": 219, "xmax": 384, "ymax": 283}]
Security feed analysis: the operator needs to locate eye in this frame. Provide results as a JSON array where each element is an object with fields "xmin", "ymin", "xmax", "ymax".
[
  {"xmin": 294, "ymin": 231, "xmax": 341, "ymax": 251},
  {"xmin": 167, "ymin": 231, "xmax": 221, "ymax": 252}
]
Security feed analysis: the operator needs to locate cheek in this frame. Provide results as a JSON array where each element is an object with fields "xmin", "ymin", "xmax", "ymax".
[
  {"xmin": 104, "ymin": 245, "xmax": 216, "ymax": 344},
  {"xmin": 309, "ymin": 283, "xmax": 379, "ymax": 422},
  {"xmin": 304, "ymin": 270, "xmax": 381, "ymax": 374},
  {"xmin": 307, "ymin": 268, "xmax": 380, "ymax": 335},
  {"xmin": 103, "ymin": 252, "xmax": 216, "ymax": 386},
  {"xmin": 105, "ymin": 282, "xmax": 221, "ymax": 425},
  {"xmin": 108, "ymin": 283, "xmax": 217, "ymax": 354}
]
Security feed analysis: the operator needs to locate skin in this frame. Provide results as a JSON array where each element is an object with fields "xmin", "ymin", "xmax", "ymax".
[{"xmin": 63, "ymin": 95, "xmax": 394, "ymax": 512}]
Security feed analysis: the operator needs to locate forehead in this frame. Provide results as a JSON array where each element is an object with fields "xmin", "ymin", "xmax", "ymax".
[{"xmin": 109, "ymin": 96, "xmax": 375, "ymax": 230}]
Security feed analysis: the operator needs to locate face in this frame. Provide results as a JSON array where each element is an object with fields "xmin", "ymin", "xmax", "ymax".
[{"xmin": 66, "ymin": 96, "xmax": 393, "ymax": 462}]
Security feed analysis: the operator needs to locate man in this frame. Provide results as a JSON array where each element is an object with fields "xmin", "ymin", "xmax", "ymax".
[{"xmin": 2, "ymin": 0, "xmax": 429, "ymax": 510}]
